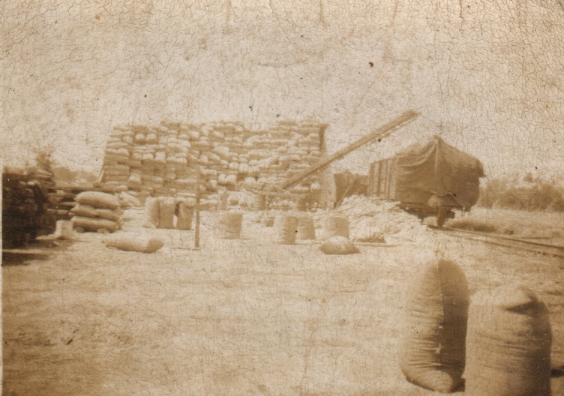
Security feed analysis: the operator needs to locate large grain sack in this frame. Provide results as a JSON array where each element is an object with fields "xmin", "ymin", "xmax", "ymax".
[
  {"xmin": 399, "ymin": 259, "xmax": 469, "ymax": 393},
  {"xmin": 274, "ymin": 215, "xmax": 298, "ymax": 244},
  {"xmin": 157, "ymin": 197, "xmax": 176, "ymax": 229},
  {"xmin": 465, "ymin": 284, "xmax": 552, "ymax": 396},
  {"xmin": 70, "ymin": 204, "xmax": 99, "ymax": 218},
  {"xmin": 76, "ymin": 191, "xmax": 120, "ymax": 210},
  {"xmin": 319, "ymin": 236, "xmax": 358, "ymax": 254},
  {"xmin": 215, "ymin": 211, "xmax": 243, "ymax": 239},
  {"xmin": 96, "ymin": 208, "xmax": 121, "ymax": 222},
  {"xmin": 253, "ymin": 194, "xmax": 266, "ymax": 211},
  {"xmin": 105, "ymin": 233, "xmax": 164, "ymax": 253},
  {"xmin": 54, "ymin": 220, "xmax": 73, "ymax": 239},
  {"xmin": 322, "ymin": 215, "xmax": 350, "ymax": 240},
  {"xmin": 176, "ymin": 202, "xmax": 193, "ymax": 230},
  {"xmin": 72, "ymin": 216, "xmax": 119, "ymax": 232},
  {"xmin": 119, "ymin": 192, "xmax": 141, "ymax": 208},
  {"xmin": 297, "ymin": 215, "xmax": 316, "ymax": 240},
  {"xmin": 143, "ymin": 197, "xmax": 160, "ymax": 228}
]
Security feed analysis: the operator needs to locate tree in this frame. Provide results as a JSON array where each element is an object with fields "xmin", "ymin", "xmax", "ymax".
[{"xmin": 32, "ymin": 145, "xmax": 56, "ymax": 174}]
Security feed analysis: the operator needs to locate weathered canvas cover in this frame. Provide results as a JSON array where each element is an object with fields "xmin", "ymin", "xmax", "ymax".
[{"xmin": 394, "ymin": 136, "xmax": 485, "ymax": 209}]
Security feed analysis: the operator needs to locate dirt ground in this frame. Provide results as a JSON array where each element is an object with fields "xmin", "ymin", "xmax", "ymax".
[{"xmin": 3, "ymin": 209, "xmax": 564, "ymax": 395}]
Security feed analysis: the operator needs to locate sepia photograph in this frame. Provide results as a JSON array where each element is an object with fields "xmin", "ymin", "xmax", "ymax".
[{"xmin": 1, "ymin": 1, "xmax": 563, "ymax": 395}]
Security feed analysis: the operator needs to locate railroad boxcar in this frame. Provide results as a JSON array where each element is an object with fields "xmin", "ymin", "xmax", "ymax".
[{"xmin": 368, "ymin": 135, "xmax": 485, "ymax": 227}]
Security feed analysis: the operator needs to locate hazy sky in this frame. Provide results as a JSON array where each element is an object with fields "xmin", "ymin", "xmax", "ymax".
[{"xmin": 2, "ymin": 0, "xmax": 564, "ymax": 181}]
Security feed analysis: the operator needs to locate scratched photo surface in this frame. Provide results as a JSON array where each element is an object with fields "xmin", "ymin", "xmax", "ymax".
[{"xmin": 2, "ymin": 1, "xmax": 564, "ymax": 395}]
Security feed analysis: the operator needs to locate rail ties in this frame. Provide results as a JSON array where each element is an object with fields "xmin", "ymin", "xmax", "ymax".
[{"xmin": 429, "ymin": 225, "xmax": 564, "ymax": 259}]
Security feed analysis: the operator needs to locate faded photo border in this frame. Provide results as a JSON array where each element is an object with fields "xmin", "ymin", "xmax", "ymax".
[{"xmin": 2, "ymin": 1, "xmax": 564, "ymax": 395}]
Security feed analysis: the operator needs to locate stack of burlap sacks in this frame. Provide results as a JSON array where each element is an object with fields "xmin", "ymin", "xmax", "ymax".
[
  {"xmin": 400, "ymin": 259, "xmax": 552, "ymax": 395},
  {"xmin": 142, "ymin": 196, "xmax": 195, "ymax": 230},
  {"xmin": 100, "ymin": 121, "xmax": 325, "ymax": 206},
  {"xmin": 70, "ymin": 192, "xmax": 122, "ymax": 233},
  {"xmin": 102, "ymin": 123, "xmax": 198, "ymax": 203}
]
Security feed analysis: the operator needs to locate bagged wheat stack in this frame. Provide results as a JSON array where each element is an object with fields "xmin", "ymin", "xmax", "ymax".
[
  {"xmin": 72, "ymin": 216, "xmax": 120, "ymax": 233},
  {"xmin": 297, "ymin": 215, "xmax": 316, "ymax": 240},
  {"xmin": 176, "ymin": 201, "xmax": 193, "ymax": 230},
  {"xmin": 76, "ymin": 191, "xmax": 120, "ymax": 210},
  {"xmin": 399, "ymin": 259, "xmax": 469, "ymax": 393},
  {"xmin": 322, "ymin": 214, "xmax": 350, "ymax": 240},
  {"xmin": 215, "ymin": 211, "xmax": 243, "ymax": 239},
  {"xmin": 105, "ymin": 233, "xmax": 164, "ymax": 253},
  {"xmin": 465, "ymin": 284, "xmax": 552, "ymax": 396},
  {"xmin": 274, "ymin": 215, "xmax": 298, "ymax": 244},
  {"xmin": 143, "ymin": 197, "xmax": 160, "ymax": 228},
  {"xmin": 319, "ymin": 236, "xmax": 359, "ymax": 254}
]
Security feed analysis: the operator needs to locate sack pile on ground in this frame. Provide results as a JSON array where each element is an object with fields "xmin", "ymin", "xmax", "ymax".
[
  {"xmin": 71, "ymin": 191, "xmax": 122, "ymax": 233},
  {"xmin": 399, "ymin": 259, "xmax": 469, "ymax": 393},
  {"xmin": 100, "ymin": 121, "xmax": 326, "ymax": 204}
]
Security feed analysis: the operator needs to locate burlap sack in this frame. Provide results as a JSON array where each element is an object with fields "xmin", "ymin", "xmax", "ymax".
[
  {"xmin": 274, "ymin": 215, "xmax": 298, "ymax": 244},
  {"xmin": 142, "ymin": 197, "xmax": 160, "ymax": 228},
  {"xmin": 176, "ymin": 202, "xmax": 193, "ymax": 230},
  {"xmin": 70, "ymin": 204, "xmax": 99, "ymax": 218},
  {"xmin": 157, "ymin": 197, "xmax": 176, "ymax": 229},
  {"xmin": 465, "ymin": 284, "xmax": 552, "ymax": 396},
  {"xmin": 297, "ymin": 215, "xmax": 316, "ymax": 240},
  {"xmin": 76, "ymin": 191, "xmax": 120, "ymax": 210},
  {"xmin": 399, "ymin": 259, "xmax": 469, "ymax": 393},
  {"xmin": 105, "ymin": 233, "xmax": 164, "ymax": 253},
  {"xmin": 96, "ymin": 208, "xmax": 121, "ymax": 222},
  {"xmin": 319, "ymin": 236, "xmax": 358, "ymax": 254},
  {"xmin": 72, "ymin": 216, "xmax": 119, "ymax": 233}
]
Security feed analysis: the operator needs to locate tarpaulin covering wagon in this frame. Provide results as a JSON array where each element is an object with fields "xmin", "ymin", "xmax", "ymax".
[{"xmin": 368, "ymin": 135, "xmax": 485, "ymax": 226}]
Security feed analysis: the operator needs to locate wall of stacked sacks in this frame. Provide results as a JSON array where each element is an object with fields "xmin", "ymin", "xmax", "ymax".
[{"xmin": 100, "ymin": 121, "xmax": 329, "ymax": 208}]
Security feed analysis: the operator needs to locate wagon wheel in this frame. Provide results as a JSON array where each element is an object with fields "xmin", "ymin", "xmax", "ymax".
[{"xmin": 436, "ymin": 206, "xmax": 447, "ymax": 228}]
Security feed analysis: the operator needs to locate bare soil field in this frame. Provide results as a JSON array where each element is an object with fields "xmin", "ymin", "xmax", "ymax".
[{"xmin": 3, "ymin": 209, "xmax": 564, "ymax": 395}]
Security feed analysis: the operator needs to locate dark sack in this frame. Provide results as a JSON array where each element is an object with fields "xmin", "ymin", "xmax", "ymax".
[
  {"xmin": 399, "ymin": 259, "xmax": 469, "ymax": 393},
  {"xmin": 465, "ymin": 284, "xmax": 552, "ymax": 396}
]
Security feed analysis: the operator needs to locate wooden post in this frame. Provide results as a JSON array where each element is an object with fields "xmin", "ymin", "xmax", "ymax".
[{"xmin": 194, "ymin": 166, "xmax": 201, "ymax": 249}]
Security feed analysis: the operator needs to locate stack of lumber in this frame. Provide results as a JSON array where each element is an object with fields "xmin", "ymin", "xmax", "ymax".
[{"xmin": 98, "ymin": 120, "xmax": 326, "ymax": 205}]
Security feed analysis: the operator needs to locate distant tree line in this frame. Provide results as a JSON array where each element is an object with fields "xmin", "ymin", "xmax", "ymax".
[
  {"xmin": 478, "ymin": 173, "xmax": 564, "ymax": 211},
  {"xmin": 33, "ymin": 147, "xmax": 97, "ymax": 186}
]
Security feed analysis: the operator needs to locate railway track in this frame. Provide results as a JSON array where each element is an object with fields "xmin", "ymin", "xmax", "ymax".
[{"xmin": 429, "ymin": 225, "xmax": 564, "ymax": 259}]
